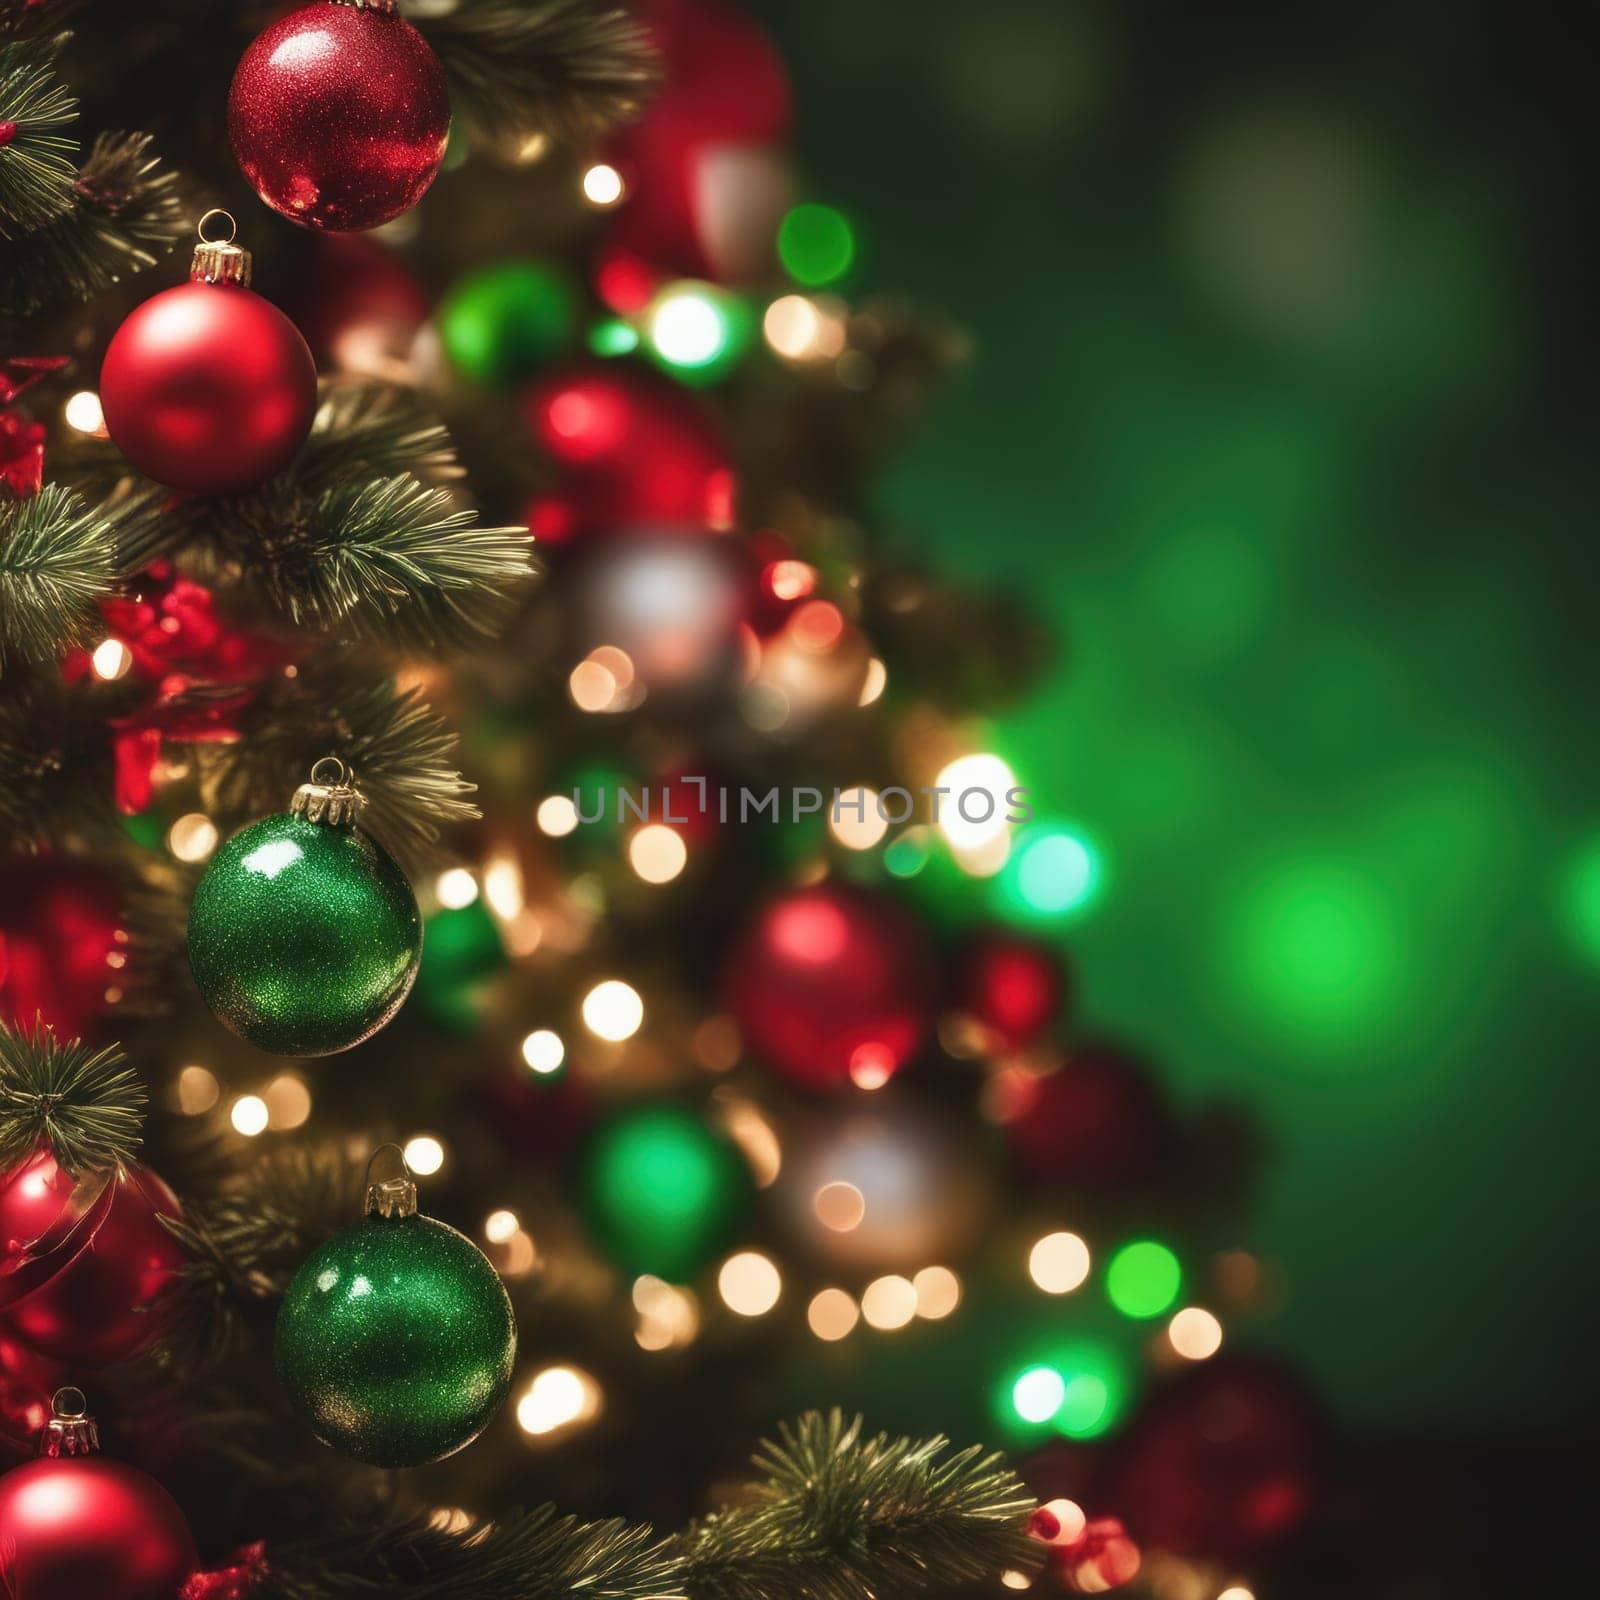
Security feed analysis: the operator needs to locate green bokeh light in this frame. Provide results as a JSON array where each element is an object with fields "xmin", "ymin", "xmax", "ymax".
[
  {"xmin": 1105, "ymin": 1240, "xmax": 1182, "ymax": 1319},
  {"xmin": 1058, "ymin": 1372, "xmax": 1111, "ymax": 1436},
  {"xmin": 588, "ymin": 317, "xmax": 640, "ymax": 357},
  {"xmin": 580, "ymin": 1104, "xmax": 749, "ymax": 1281},
  {"xmin": 777, "ymin": 202, "xmax": 857, "ymax": 286},
  {"xmin": 992, "ymin": 820, "xmax": 1104, "ymax": 925},
  {"xmin": 1560, "ymin": 832, "xmax": 1600, "ymax": 969},
  {"xmin": 885, "ymin": 832, "xmax": 931, "ymax": 878}
]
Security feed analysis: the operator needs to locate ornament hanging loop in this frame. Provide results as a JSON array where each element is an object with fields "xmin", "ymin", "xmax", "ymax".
[
  {"xmin": 191, "ymin": 209, "xmax": 252, "ymax": 287},
  {"xmin": 292, "ymin": 755, "xmax": 366, "ymax": 828},
  {"xmin": 40, "ymin": 1387, "xmax": 100, "ymax": 1457},
  {"xmin": 364, "ymin": 1142, "xmax": 418, "ymax": 1219}
]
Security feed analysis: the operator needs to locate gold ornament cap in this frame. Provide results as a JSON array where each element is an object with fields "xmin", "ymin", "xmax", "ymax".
[
  {"xmin": 291, "ymin": 756, "xmax": 367, "ymax": 828},
  {"xmin": 190, "ymin": 209, "xmax": 252, "ymax": 287},
  {"xmin": 364, "ymin": 1143, "xmax": 419, "ymax": 1219},
  {"xmin": 39, "ymin": 1388, "xmax": 100, "ymax": 1458}
]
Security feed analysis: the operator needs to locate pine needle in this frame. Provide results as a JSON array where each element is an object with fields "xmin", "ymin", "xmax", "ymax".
[
  {"xmin": 0, "ymin": 483, "xmax": 117, "ymax": 670},
  {"xmin": 0, "ymin": 52, "xmax": 78, "ymax": 235},
  {"xmin": 0, "ymin": 1018, "xmax": 145, "ymax": 1174}
]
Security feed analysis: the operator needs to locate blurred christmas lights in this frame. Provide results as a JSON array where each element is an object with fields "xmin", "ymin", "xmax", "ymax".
[
  {"xmin": 807, "ymin": 1287, "xmax": 859, "ymax": 1341},
  {"xmin": 718, "ymin": 1251, "xmax": 782, "ymax": 1316},
  {"xmin": 1029, "ymin": 1231, "xmax": 1091, "ymax": 1294},
  {"xmin": 520, "ymin": 1029, "xmax": 566, "ymax": 1074},
  {"xmin": 230, "ymin": 1095, "xmax": 268, "ymax": 1137},
  {"xmin": 581, "ymin": 979, "xmax": 644, "ymax": 1041},
  {"xmin": 402, "ymin": 1135, "xmax": 445, "ymax": 1176},
  {"xmin": 1106, "ymin": 1240, "xmax": 1182, "ymax": 1319},
  {"xmin": 1168, "ymin": 1306, "xmax": 1224, "ymax": 1360}
]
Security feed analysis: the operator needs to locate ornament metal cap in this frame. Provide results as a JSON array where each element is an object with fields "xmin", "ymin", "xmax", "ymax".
[
  {"xmin": 190, "ymin": 209, "xmax": 252, "ymax": 288},
  {"xmin": 364, "ymin": 1143, "xmax": 419, "ymax": 1219},
  {"xmin": 39, "ymin": 1387, "xmax": 100, "ymax": 1458},
  {"xmin": 291, "ymin": 756, "xmax": 367, "ymax": 827},
  {"xmin": 331, "ymin": 0, "xmax": 400, "ymax": 12}
]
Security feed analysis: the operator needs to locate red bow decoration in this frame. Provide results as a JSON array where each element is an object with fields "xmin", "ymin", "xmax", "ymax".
[
  {"xmin": 0, "ymin": 355, "xmax": 69, "ymax": 406},
  {"xmin": 0, "ymin": 411, "xmax": 46, "ymax": 499},
  {"xmin": 179, "ymin": 1542, "xmax": 269, "ymax": 1600}
]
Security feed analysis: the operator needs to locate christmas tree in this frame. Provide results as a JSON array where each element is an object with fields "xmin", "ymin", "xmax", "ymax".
[{"xmin": 1, "ymin": 4, "xmax": 1324, "ymax": 1597}]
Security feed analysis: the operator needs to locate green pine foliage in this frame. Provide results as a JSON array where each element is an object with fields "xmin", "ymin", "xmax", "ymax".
[
  {"xmin": 0, "ymin": 1018, "xmax": 145, "ymax": 1173},
  {"xmin": 0, "ymin": 484, "xmax": 116, "ymax": 670}
]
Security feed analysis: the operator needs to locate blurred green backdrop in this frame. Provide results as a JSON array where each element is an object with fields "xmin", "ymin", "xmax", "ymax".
[{"xmin": 751, "ymin": 0, "xmax": 1596, "ymax": 1432}]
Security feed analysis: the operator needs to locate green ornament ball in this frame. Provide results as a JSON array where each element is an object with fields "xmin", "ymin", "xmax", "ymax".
[
  {"xmin": 188, "ymin": 812, "xmax": 421, "ymax": 1056},
  {"xmin": 580, "ymin": 1103, "xmax": 751, "ymax": 1281},
  {"xmin": 276, "ymin": 1210, "xmax": 516, "ymax": 1467},
  {"xmin": 439, "ymin": 259, "xmax": 575, "ymax": 387}
]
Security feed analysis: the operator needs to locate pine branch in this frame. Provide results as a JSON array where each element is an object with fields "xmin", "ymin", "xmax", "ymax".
[
  {"xmin": 0, "ymin": 49, "xmax": 78, "ymax": 234},
  {"xmin": 677, "ymin": 1413, "xmax": 1042, "ymax": 1600},
  {"xmin": 0, "ymin": 129, "xmax": 184, "ymax": 318},
  {"xmin": 198, "ymin": 667, "xmax": 481, "ymax": 858},
  {"xmin": 295, "ymin": 383, "xmax": 466, "ymax": 492},
  {"xmin": 262, "ymin": 1505, "xmax": 681, "ymax": 1600},
  {"xmin": 0, "ymin": 669, "xmax": 119, "ymax": 845},
  {"xmin": 413, "ymin": 0, "xmax": 658, "ymax": 153},
  {"xmin": 0, "ymin": 484, "xmax": 117, "ymax": 670},
  {"xmin": 212, "ymin": 473, "xmax": 532, "ymax": 650},
  {"xmin": 0, "ymin": 1018, "xmax": 145, "ymax": 1174}
]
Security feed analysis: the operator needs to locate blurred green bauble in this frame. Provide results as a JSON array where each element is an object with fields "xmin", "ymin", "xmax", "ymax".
[
  {"xmin": 439, "ymin": 260, "xmax": 576, "ymax": 386},
  {"xmin": 416, "ymin": 898, "xmax": 506, "ymax": 1032},
  {"xmin": 187, "ymin": 813, "xmax": 421, "ymax": 1056},
  {"xmin": 580, "ymin": 1103, "xmax": 750, "ymax": 1280},
  {"xmin": 276, "ymin": 1210, "xmax": 516, "ymax": 1467}
]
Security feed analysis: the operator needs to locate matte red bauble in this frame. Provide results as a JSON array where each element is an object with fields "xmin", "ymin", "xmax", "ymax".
[
  {"xmin": 1101, "ymin": 1356, "xmax": 1320, "ymax": 1562},
  {"xmin": 0, "ymin": 1389, "xmax": 198, "ymax": 1600},
  {"xmin": 958, "ymin": 929, "xmax": 1068, "ymax": 1050},
  {"xmin": 724, "ymin": 884, "xmax": 934, "ymax": 1090},
  {"xmin": 1, "ymin": 1148, "xmax": 185, "ymax": 1368},
  {"xmin": 100, "ymin": 224, "xmax": 316, "ymax": 496},
  {"xmin": 0, "ymin": 859, "xmax": 122, "ymax": 1040},
  {"xmin": 1003, "ymin": 1044, "xmax": 1172, "ymax": 1190},
  {"xmin": 228, "ymin": 0, "xmax": 450, "ymax": 232}
]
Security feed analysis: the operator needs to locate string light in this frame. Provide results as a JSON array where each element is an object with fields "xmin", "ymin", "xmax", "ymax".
[
  {"xmin": 629, "ymin": 823, "xmax": 688, "ymax": 884},
  {"xmin": 581, "ymin": 979, "xmax": 644, "ymax": 1041},
  {"xmin": 537, "ymin": 795, "xmax": 580, "ymax": 836},
  {"xmin": 1168, "ymin": 1306, "xmax": 1224, "ymax": 1360},
  {"xmin": 435, "ymin": 868, "xmax": 479, "ymax": 909},
  {"xmin": 912, "ymin": 1265, "xmax": 961, "ymax": 1320},
  {"xmin": 857, "ymin": 657, "xmax": 888, "ymax": 706},
  {"xmin": 1029, "ymin": 1231, "xmax": 1091, "ymax": 1294},
  {"xmin": 1217, "ymin": 1588, "xmax": 1256, "ymax": 1600},
  {"xmin": 1011, "ymin": 1365, "xmax": 1066, "ymax": 1424},
  {"xmin": 829, "ymin": 787, "xmax": 888, "ymax": 850},
  {"xmin": 175, "ymin": 1065, "xmax": 219, "ymax": 1115},
  {"xmin": 1000, "ymin": 1571, "xmax": 1032, "ymax": 1591},
  {"xmin": 860, "ymin": 1274, "xmax": 917, "ymax": 1331},
  {"xmin": 1106, "ymin": 1240, "xmax": 1182, "ymax": 1319},
  {"xmin": 807, "ymin": 1287, "xmax": 859, "ymax": 1341},
  {"xmin": 90, "ymin": 639, "xmax": 133, "ymax": 680},
  {"xmin": 230, "ymin": 1095, "xmax": 269, "ymax": 1137},
  {"xmin": 403, "ymin": 1135, "xmax": 445, "ymax": 1175},
  {"xmin": 485, "ymin": 1210, "xmax": 520, "ymax": 1244},
  {"xmin": 1038, "ymin": 1499, "xmax": 1088, "ymax": 1546},
  {"xmin": 934, "ymin": 753, "xmax": 1016, "ymax": 852},
  {"xmin": 521, "ymin": 1028, "xmax": 565, "ymax": 1074},
  {"xmin": 167, "ymin": 813, "xmax": 219, "ymax": 862},
  {"xmin": 581, "ymin": 163, "xmax": 624, "ymax": 206},
  {"xmin": 263, "ymin": 1072, "xmax": 311, "ymax": 1129},
  {"xmin": 848, "ymin": 1043, "xmax": 895, "ymax": 1090},
  {"xmin": 813, "ymin": 1181, "xmax": 865, "ymax": 1232},
  {"xmin": 482, "ymin": 855, "xmax": 524, "ymax": 918},
  {"xmin": 516, "ymin": 1365, "xmax": 600, "ymax": 1436},
  {"xmin": 634, "ymin": 1276, "xmax": 700, "ymax": 1350},
  {"xmin": 63, "ymin": 390, "xmax": 104, "ymax": 433},
  {"xmin": 718, "ymin": 1251, "xmax": 782, "ymax": 1317}
]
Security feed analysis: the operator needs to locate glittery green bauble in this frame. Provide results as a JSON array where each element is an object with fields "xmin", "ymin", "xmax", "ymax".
[
  {"xmin": 275, "ymin": 1212, "xmax": 516, "ymax": 1467},
  {"xmin": 187, "ymin": 812, "xmax": 421, "ymax": 1056}
]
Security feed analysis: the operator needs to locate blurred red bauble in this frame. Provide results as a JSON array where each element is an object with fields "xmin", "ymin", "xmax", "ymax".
[
  {"xmin": 603, "ymin": 0, "xmax": 793, "ymax": 284},
  {"xmin": 1, "ymin": 1149, "xmax": 185, "ymax": 1369},
  {"xmin": 1003, "ymin": 1044, "xmax": 1172, "ymax": 1190},
  {"xmin": 1056, "ymin": 1515, "xmax": 1141, "ymax": 1594},
  {"xmin": 724, "ymin": 884, "xmax": 934, "ymax": 1089},
  {"xmin": 0, "ymin": 861, "xmax": 122, "ymax": 1039},
  {"xmin": 525, "ymin": 365, "xmax": 735, "ymax": 542},
  {"xmin": 0, "ymin": 1391, "xmax": 197, "ymax": 1600},
  {"xmin": 294, "ymin": 235, "xmax": 430, "ymax": 375},
  {"xmin": 959, "ymin": 929, "xmax": 1068, "ymax": 1050},
  {"xmin": 1102, "ymin": 1355, "xmax": 1320, "ymax": 1563},
  {"xmin": 228, "ymin": 0, "xmax": 449, "ymax": 232},
  {"xmin": 0, "ymin": 1333, "xmax": 64, "ymax": 1457},
  {"xmin": 100, "ymin": 281, "xmax": 316, "ymax": 495}
]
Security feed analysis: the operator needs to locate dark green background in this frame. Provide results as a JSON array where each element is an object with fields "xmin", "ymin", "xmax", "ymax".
[{"xmin": 752, "ymin": 0, "xmax": 1596, "ymax": 1432}]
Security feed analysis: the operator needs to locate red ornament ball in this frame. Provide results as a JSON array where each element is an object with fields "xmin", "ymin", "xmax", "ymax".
[
  {"xmin": 1102, "ymin": 1355, "xmax": 1320, "ymax": 1562},
  {"xmin": 0, "ymin": 1333, "xmax": 64, "ymax": 1458},
  {"xmin": 0, "ymin": 1415, "xmax": 197, "ymax": 1600},
  {"xmin": 959, "ymin": 929, "xmax": 1068, "ymax": 1050},
  {"xmin": 0, "ymin": 861, "xmax": 123, "ymax": 1040},
  {"xmin": 1, "ymin": 1149, "xmax": 185, "ymax": 1369},
  {"xmin": 228, "ymin": 0, "xmax": 450, "ymax": 232},
  {"xmin": 1003, "ymin": 1044, "xmax": 1172, "ymax": 1190},
  {"xmin": 724, "ymin": 884, "xmax": 934, "ymax": 1090},
  {"xmin": 101, "ymin": 281, "xmax": 316, "ymax": 495}
]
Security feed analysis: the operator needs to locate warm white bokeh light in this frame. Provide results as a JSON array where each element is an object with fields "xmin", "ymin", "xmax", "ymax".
[
  {"xmin": 64, "ymin": 390, "xmax": 104, "ymax": 433},
  {"xmin": 807, "ymin": 1287, "xmax": 860, "ymax": 1341},
  {"xmin": 581, "ymin": 163, "xmax": 624, "ymax": 205},
  {"xmin": 912, "ymin": 1265, "xmax": 962, "ymax": 1320},
  {"xmin": 484, "ymin": 1209, "xmax": 520, "ymax": 1245},
  {"xmin": 516, "ymin": 1365, "xmax": 600, "ymax": 1436},
  {"xmin": 1029, "ymin": 1231, "xmax": 1091, "ymax": 1294},
  {"xmin": 91, "ymin": 638, "xmax": 133, "ymax": 681},
  {"xmin": 1168, "ymin": 1306, "xmax": 1224, "ymax": 1360},
  {"xmin": 403, "ymin": 1135, "xmax": 445, "ymax": 1175},
  {"xmin": 520, "ymin": 1028, "xmax": 565, "ymax": 1074},
  {"xmin": 435, "ymin": 867, "xmax": 479, "ymax": 909},
  {"xmin": 230, "ymin": 1095, "xmax": 268, "ymax": 1137},
  {"xmin": 829, "ymin": 787, "xmax": 888, "ymax": 850},
  {"xmin": 537, "ymin": 794, "xmax": 580, "ymax": 837},
  {"xmin": 167, "ymin": 812, "xmax": 219, "ymax": 862},
  {"xmin": 934, "ymin": 752, "xmax": 1016, "ymax": 851},
  {"xmin": 860, "ymin": 1274, "xmax": 918, "ymax": 1331},
  {"xmin": 629, "ymin": 823, "xmax": 688, "ymax": 884},
  {"xmin": 581, "ymin": 979, "xmax": 644, "ymax": 1041},
  {"xmin": 718, "ymin": 1251, "xmax": 782, "ymax": 1317}
]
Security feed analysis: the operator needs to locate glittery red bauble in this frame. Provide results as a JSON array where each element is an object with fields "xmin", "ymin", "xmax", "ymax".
[
  {"xmin": 1, "ymin": 1149, "xmax": 185, "ymax": 1369},
  {"xmin": 959, "ymin": 929, "xmax": 1068, "ymax": 1050},
  {"xmin": 100, "ymin": 282, "xmax": 317, "ymax": 495},
  {"xmin": 1102, "ymin": 1356, "xmax": 1320, "ymax": 1562},
  {"xmin": 0, "ymin": 861, "xmax": 123, "ymax": 1039},
  {"xmin": 724, "ymin": 884, "xmax": 934, "ymax": 1090},
  {"xmin": 605, "ymin": 0, "xmax": 792, "ymax": 282},
  {"xmin": 0, "ymin": 1451, "xmax": 198, "ymax": 1600},
  {"xmin": 524, "ymin": 365, "xmax": 735, "ymax": 543},
  {"xmin": 228, "ymin": 0, "xmax": 450, "ymax": 232},
  {"xmin": 1003, "ymin": 1044, "xmax": 1172, "ymax": 1190}
]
